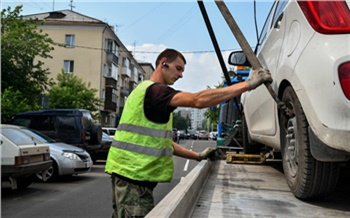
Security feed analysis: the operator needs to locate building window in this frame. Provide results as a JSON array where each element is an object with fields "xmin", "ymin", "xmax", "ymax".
[
  {"xmin": 106, "ymin": 39, "xmax": 119, "ymax": 56},
  {"xmin": 64, "ymin": 60, "xmax": 74, "ymax": 73},
  {"xmin": 112, "ymin": 89, "xmax": 117, "ymax": 103},
  {"xmin": 65, "ymin": 34, "xmax": 75, "ymax": 47},
  {"xmin": 122, "ymin": 57, "xmax": 130, "ymax": 67}
]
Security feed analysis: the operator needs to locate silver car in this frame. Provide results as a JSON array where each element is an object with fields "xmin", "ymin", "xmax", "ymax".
[{"xmin": 19, "ymin": 127, "xmax": 93, "ymax": 181}]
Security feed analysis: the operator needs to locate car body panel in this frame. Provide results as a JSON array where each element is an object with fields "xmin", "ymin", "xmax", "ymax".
[
  {"xmin": 20, "ymin": 128, "xmax": 93, "ymax": 177},
  {"xmin": 102, "ymin": 127, "xmax": 117, "ymax": 140},
  {"xmin": 12, "ymin": 109, "xmax": 102, "ymax": 155},
  {"xmin": 242, "ymin": 0, "xmax": 350, "ymax": 153},
  {"xmin": 1, "ymin": 125, "xmax": 52, "ymax": 181}
]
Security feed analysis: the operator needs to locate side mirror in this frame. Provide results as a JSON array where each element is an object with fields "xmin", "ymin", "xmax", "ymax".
[{"xmin": 228, "ymin": 51, "xmax": 251, "ymax": 67}]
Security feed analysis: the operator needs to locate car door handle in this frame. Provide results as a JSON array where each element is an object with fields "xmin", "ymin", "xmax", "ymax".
[{"xmin": 274, "ymin": 13, "xmax": 284, "ymax": 29}]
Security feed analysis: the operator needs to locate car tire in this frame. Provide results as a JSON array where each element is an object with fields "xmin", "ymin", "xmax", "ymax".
[
  {"xmin": 242, "ymin": 113, "xmax": 264, "ymax": 154},
  {"xmin": 36, "ymin": 160, "xmax": 59, "ymax": 182},
  {"xmin": 90, "ymin": 124, "xmax": 102, "ymax": 145},
  {"xmin": 279, "ymin": 86, "xmax": 340, "ymax": 199}
]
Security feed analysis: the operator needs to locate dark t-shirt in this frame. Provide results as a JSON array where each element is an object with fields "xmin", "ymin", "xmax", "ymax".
[{"xmin": 144, "ymin": 83, "xmax": 180, "ymax": 124}]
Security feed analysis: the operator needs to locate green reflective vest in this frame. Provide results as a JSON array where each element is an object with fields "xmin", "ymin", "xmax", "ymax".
[{"xmin": 105, "ymin": 80, "xmax": 174, "ymax": 182}]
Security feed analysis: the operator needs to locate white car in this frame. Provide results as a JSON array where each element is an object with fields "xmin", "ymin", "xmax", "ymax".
[
  {"xmin": 229, "ymin": 0, "xmax": 350, "ymax": 199},
  {"xmin": 19, "ymin": 127, "xmax": 93, "ymax": 182},
  {"xmin": 209, "ymin": 131, "xmax": 218, "ymax": 140},
  {"xmin": 1, "ymin": 125, "xmax": 52, "ymax": 189},
  {"xmin": 102, "ymin": 127, "xmax": 117, "ymax": 140}
]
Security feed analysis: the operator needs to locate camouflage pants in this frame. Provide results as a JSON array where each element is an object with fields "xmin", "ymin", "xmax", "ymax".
[{"xmin": 111, "ymin": 174, "xmax": 155, "ymax": 218}]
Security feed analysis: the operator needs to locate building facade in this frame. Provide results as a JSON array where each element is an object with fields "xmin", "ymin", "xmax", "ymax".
[{"xmin": 24, "ymin": 10, "xmax": 154, "ymax": 127}]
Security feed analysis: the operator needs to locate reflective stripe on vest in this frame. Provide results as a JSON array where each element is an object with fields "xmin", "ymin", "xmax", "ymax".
[
  {"xmin": 111, "ymin": 140, "xmax": 173, "ymax": 156},
  {"xmin": 117, "ymin": 123, "xmax": 173, "ymax": 139}
]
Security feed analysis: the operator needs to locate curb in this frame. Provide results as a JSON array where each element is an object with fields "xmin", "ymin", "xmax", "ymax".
[{"xmin": 146, "ymin": 160, "xmax": 213, "ymax": 218}]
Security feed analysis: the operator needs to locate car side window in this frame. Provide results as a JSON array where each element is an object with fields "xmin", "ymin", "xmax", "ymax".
[
  {"xmin": 271, "ymin": 0, "xmax": 288, "ymax": 29},
  {"xmin": 57, "ymin": 116, "xmax": 77, "ymax": 130},
  {"xmin": 256, "ymin": 1, "xmax": 276, "ymax": 54},
  {"xmin": 29, "ymin": 116, "xmax": 55, "ymax": 131},
  {"xmin": 12, "ymin": 117, "xmax": 31, "ymax": 127}
]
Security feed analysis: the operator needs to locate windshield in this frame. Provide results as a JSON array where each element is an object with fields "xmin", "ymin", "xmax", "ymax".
[{"xmin": 1, "ymin": 128, "xmax": 43, "ymax": 145}]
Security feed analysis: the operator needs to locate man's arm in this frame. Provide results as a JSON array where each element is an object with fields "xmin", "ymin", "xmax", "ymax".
[
  {"xmin": 170, "ymin": 81, "xmax": 249, "ymax": 108},
  {"xmin": 172, "ymin": 142, "xmax": 199, "ymax": 160},
  {"xmin": 172, "ymin": 142, "xmax": 217, "ymax": 161},
  {"xmin": 169, "ymin": 68, "xmax": 271, "ymax": 109}
]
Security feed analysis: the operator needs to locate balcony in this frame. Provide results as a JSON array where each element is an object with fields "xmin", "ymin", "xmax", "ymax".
[
  {"xmin": 120, "ymin": 87, "xmax": 129, "ymax": 96},
  {"xmin": 130, "ymin": 72, "xmax": 138, "ymax": 83},
  {"xmin": 121, "ymin": 66, "xmax": 131, "ymax": 78},
  {"xmin": 105, "ymin": 78, "xmax": 117, "ymax": 89},
  {"xmin": 106, "ymin": 52, "xmax": 119, "ymax": 65},
  {"xmin": 104, "ymin": 87, "xmax": 117, "ymax": 112}
]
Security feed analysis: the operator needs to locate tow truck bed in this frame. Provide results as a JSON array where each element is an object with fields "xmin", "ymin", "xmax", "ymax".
[{"xmin": 147, "ymin": 160, "xmax": 350, "ymax": 218}]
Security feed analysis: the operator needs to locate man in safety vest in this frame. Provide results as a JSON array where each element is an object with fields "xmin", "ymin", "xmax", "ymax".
[{"xmin": 105, "ymin": 48, "xmax": 272, "ymax": 217}]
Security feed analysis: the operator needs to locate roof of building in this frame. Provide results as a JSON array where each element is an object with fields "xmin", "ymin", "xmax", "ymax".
[{"xmin": 23, "ymin": 10, "xmax": 105, "ymax": 24}]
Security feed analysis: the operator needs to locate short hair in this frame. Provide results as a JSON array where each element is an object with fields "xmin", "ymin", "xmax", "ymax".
[{"xmin": 155, "ymin": 48, "xmax": 186, "ymax": 67}]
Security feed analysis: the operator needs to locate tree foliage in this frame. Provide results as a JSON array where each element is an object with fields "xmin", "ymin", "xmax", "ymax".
[
  {"xmin": 48, "ymin": 72, "xmax": 102, "ymax": 112},
  {"xmin": 203, "ymin": 82, "xmax": 224, "ymax": 131},
  {"xmin": 173, "ymin": 111, "xmax": 188, "ymax": 131},
  {"xmin": 1, "ymin": 87, "xmax": 41, "ymax": 123},
  {"xmin": 1, "ymin": 5, "xmax": 56, "ymax": 107}
]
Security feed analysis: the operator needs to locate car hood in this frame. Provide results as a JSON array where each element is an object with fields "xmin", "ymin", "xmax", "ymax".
[{"xmin": 47, "ymin": 142, "xmax": 85, "ymax": 151}]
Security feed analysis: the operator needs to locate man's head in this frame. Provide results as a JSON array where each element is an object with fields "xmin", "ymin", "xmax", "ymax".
[
  {"xmin": 155, "ymin": 48, "xmax": 186, "ymax": 67},
  {"xmin": 153, "ymin": 48, "xmax": 187, "ymax": 85}
]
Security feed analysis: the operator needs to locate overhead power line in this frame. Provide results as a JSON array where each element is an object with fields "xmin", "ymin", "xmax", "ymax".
[{"xmin": 54, "ymin": 42, "xmax": 241, "ymax": 54}]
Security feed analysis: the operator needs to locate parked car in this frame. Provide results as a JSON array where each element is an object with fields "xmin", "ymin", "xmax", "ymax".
[
  {"xmin": 89, "ymin": 132, "xmax": 112, "ymax": 163},
  {"xmin": 197, "ymin": 130, "xmax": 209, "ymax": 140},
  {"xmin": 19, "ymin": 127, "xmax": 93, "ymax": 181},
  {"xmin": 11, "ymin": 109, "xmax": 102, "ymax": 156},
  {"xmin": 209, "ymin": 131, "xmax": 218, "ymax": 140},
  {"xmin": 187, "ymin": 129, "xmax": 197, "ymax": 139},
  {"xmin": 1, "ymin": 124, "xmax": 52, "ymax": 189},
  {"xmin": 229, "ymin": 0, "xmax": 350, "ymax": 199},
  {"xmin": 178, "ymin": 130, "xmax": 186, "ymax": 140},
  {"xmin": 102, "ymin": 127, "xmax": 118, "ymax": 140}
]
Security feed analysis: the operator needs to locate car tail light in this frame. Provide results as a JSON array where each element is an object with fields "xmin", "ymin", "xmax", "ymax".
[
  {"xmin": 15, "ymin": 156, "xmax": 30, "ymax": 165},
  {"xmin": 298, "ymin": 0, "xmax": 350, "ymax": 34},
  {"xmin": 339, "ymin": 62, "xmax": 350, "ymax": 100}
]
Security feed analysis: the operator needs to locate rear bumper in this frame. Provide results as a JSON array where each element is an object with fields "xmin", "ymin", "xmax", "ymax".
[{"xmin": 1, "ymin": 160, "xmax": 52, "ymax": 178}]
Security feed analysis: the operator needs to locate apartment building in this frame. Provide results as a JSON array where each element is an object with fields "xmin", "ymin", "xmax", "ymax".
[{"xmin": 24, "ymin": 10, "xmax": 154, "ymax": 127}]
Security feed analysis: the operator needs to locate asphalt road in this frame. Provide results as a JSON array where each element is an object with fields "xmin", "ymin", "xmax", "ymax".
[{"xmin": 1, "ymin": 139, "xmax": 216, "ymax": 218}]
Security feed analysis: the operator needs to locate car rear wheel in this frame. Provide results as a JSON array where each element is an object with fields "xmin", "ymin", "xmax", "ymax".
[
  {"xmin": 242, "ymin": 113, "xmax": 264, "ymax": 154},
  {"xmin": 36, "ymin": 160, "xmax": 59, "ymax": 182},
  {"xmin": 280, "ymin": 86, "xmax": 340, "ymax": 199}
]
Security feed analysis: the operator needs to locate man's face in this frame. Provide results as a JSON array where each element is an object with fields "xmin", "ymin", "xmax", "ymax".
[{"xmin": 164, "ymin": 56, "xmax": 185, "ymax": 85}]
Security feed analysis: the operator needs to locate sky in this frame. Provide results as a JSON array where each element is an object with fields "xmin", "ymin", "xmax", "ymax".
[{"xmin": 2, "ymin": 0, "xmax": 274, "ymax": 93}]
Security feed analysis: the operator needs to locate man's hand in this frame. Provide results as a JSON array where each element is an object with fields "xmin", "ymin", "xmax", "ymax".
[
  {"xmin": 198, "ymin": 147, "xmax": 217, "ymax": 161},
  {"xmin": 247, "ymin": 68, "xmax": 272, "ymax": 90}
]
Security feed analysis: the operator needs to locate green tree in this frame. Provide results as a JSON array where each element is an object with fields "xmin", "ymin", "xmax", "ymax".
[
  {"xmin": 48, "ymin": 72, "xmax": 102, "ymax": 113},
  {"xmin": 173, "ymin": 111, "xmax": 188, "ymax": 131},
  {"xmin": 1, "ymin": 87, "xmax": 42, "ymax": 123},
  {"xmin": 203, "ymin": 82, "xmax": 224, "ymax": 131},
  {"xmin": 1, "ymin": 5, "xmax": 56, "ymax": 108}
]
